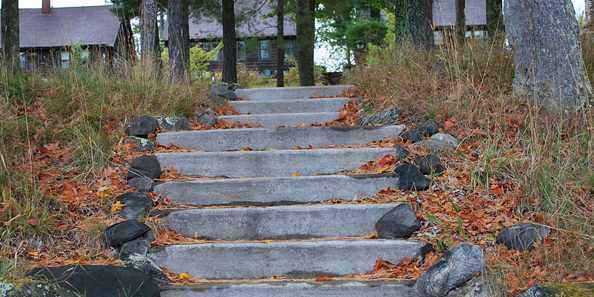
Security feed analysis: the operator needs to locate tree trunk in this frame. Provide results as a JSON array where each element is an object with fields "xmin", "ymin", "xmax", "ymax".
[
  {"xmin": 296, "ymin": 0, "xmax": 315, "ymax": 86},
  {"xmin": 276, "ymin": 0, "xmax": 285, "ymax": 87},
  {"xmin": 168, "ymin": 0, "xmax": 190, "ymax": 83},
  {"xmin": 141, "ymin": 0, "xmax": 160, "ymax": 77},
  {"xmin": 395, "ymin": 0, "xmax": 433, "ymax": 49},
  {"xmin": 455, "ymin": 0, "xmax": 465, "ymax": 46},
  {"xmin": 486, "ymin": 0, "xmax": 504, "ymax": 37},
  {"xmin": 505, "ymin": 0, "xmax": 592, "ymax": 113},
  {"xmin": 222, "ymin": 0, "xmax": 237, "ymax": 84},
  {"xmin": 1, "ymin": 0, "xmax": 20, "ymax": 72},
  {"xmin": 115, "ymin": 16, "xmax": 136, "ymax": 65}
]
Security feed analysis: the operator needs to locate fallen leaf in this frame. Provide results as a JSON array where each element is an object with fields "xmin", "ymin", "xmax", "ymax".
[
  {"xmin": 178, "ymin": 272, "xmax": 192, "ymax": 281},
  {"xmin": 291, "ymin": 171, "xmax": 302, "ymax": 177},
  {"xmin": 111, "ymin": 201, "xmax": 126, "ymax": 213}
]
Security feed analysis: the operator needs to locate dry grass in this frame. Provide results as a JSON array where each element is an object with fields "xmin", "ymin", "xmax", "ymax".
[{"xmin": 348, "ymin": 37, "xmax": 594, "ymax": 293}]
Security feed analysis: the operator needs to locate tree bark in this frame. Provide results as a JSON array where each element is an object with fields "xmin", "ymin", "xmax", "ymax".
[
  {"xmin": 455, "ymin": 0, "xmax": 465, "ymax": 46},
  {"xmin": 141, "ymin": 0, "xmax": 160, "ymax": 77},
  {"xmin": 505, "ymin": 0, "xmax": 592, "ymax": 113},
  {"xmin": 486, "ymin": 0, "xmax": 504, "ymax": 37},
  {"xmin": 395, "ymin": 0, "xmax": 433, "ymax": 49},
  {"xmin": 276, "ymin": 0, "xmax": 285, "ymax": 87},
  {"xmin": 296, "ymin": 0, "xmax": 315, "ymax": 86},
  {"xmin": 115, "ymin": 16, "xmax": 136, "ymax": 64},
  {"xmin": 1, "ymin": 0, "xmax": 20, "ymax": 72},
  {"xmin": 168, "ymin": 0, "xmax": 190, "ymax": 83},
  {"xmin": 222, "ymin": 0, "xmax": 237, "ymax": 84}
]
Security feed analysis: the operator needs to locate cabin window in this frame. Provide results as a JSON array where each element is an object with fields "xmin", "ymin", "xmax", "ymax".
[
  {"xmin": 19, "ymin": 52, "xmax": 26, "ymax": 68},
  {"xmin": 81, "ymin": 49, "xmax": 90, "ymax": 64},
  {"xmin": 237, "ymin": 41, "xmax": 247, "ymax": 61},
  {"xmin": 61, "ymin": 51, "xmax": 70, "ymax": 69},
  {"xmin": 259, "ymin": 40, "xmax": 270, "ymax": 60},
  {"xmin": 284, "ymin": 39, "xmax": 296, "ymax": 60}
]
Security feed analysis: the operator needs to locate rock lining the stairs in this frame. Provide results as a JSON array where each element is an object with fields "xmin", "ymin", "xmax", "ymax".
[
  {"xmin": 127, "ymin": 155, "xmax": 162, "ymax": 180},
  {"xmin": 126, "ymin": 115, "xmax": 159, "ymax": 138},
  {"xmin": 375, "ymin": 204, "xmax": 421, "ymax": 239}
]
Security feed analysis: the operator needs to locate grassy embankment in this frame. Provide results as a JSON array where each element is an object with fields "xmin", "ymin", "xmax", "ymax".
[{"xmin": 348, "ymin": 37, "xmax": 594, "ymax": 292}]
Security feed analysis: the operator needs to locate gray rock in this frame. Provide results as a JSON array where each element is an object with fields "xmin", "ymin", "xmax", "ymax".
[
  {"xmin": 120, "ymin": 237, "xmax": 151, "ymax": 260},
  {"xmin": 159, "ymin": 116, "xmax": 192, "ymax": 131},
  {"xmin": 29, "ymin": 265, "xmax": 160, "ymax": 297},
  {"xmin": 496, "ymin": 223, "xmax": 550, "ymax": 251},
  {"xmin": 116, "ymin": 192, "xmax": 154, "ymax": 220},
  {"xmin": 196, "ymin": 108, "xmax": 218, "ymax": 127},
  {"xmin": 104, "ymin": 220, "xmax": 150, "ymax": 248},
  {"xmin": 401, "ymin": 128, "xmax": 424, "ymax": 143},
  {"xmin": 375, "ymin": 204, "xmax": 421, "ymax": 239},
  {"xmin": 505, "ymin": 0, "xmax": 592, "ymax": 113},
  {"xmin": 446, "ymin": 277, "xmax": 496, "ymax": 297},
  {"xmin": 125, "ymin": 115, "xmax": 159, "ymax": 138},
  {"xmin": 418, "ymin": 120, "xmax": 439, "ymax": 136},
  {"xmin": 6, "ymin": 282, "xmax": 77, "ymax": 297},
  {"xmin": 415, "ymin": 155, "xmax": 445, "ymax": 175},
  {"xmin": 395, "ymin": 145, "xmax": 410, "ymax": 159},
  {"xmin": 358, "ymin": 108, "xmax": 400, "ymax": 127},
  {"xmin": 517, "ymin": 286, "xmax": 558, "ymax": 297},
  {"xmin": 125, "ymin": 254, "xmax": 169, "ymax": 285},
  {"xmin": 127, "ymin": 155, "xmax": 161, "ymax": 180},
  {"xmin": 396, "ymin": 164, "xmax": 430, "ymax": 191},
  {"xmin": 414, "ymin": 243, "xmax": 484, "ymax": 297},
  {"xmin": 128, "ymin": 176, "xmax": 154, "ymax": 192},
  {"xmin": 127, "ymin": 136, "xmax": 155, "ymax": 152},
  {"xmin": 415, "ymin": 134, "xmax": 458, "ymax": 153},
  {"xmin": 209, "ymin": 82, "xmax": 239, "ymax": 106}
]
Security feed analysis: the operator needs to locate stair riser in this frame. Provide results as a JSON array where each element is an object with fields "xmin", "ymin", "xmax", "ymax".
[
  {"xmin": 162, "ymin": 281, "xmax": 418, "ymax": 297},
  {"xmin": 156, "ymin": 148, "xmax": 394, "ymax": 178},
  {"xmin": 230, "ymin": 98, "xmax": 349, "ymax": 114},
  {"xmin": 219, "ymin": 112, "xmax": 338, "ymax": 128},
  {"xmin": 235, "ymin": 85, "xmax": 352, "ymax": 101},
  {"xmin": 155, "ymin": 175, "xmax": 397, "ymax": 206},
  {"xmin": 165, "ymin": 204, "xmax": 399, "ymax": 240},
  {"xmin": 149, "ymin": 240, "xmax": 430, "ymax": 279},
  {"xmin": 156, "ymin": 126, "xmax": 404, "ymax": 152}
]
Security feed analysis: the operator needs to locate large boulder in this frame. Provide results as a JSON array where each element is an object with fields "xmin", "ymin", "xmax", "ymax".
[
  {"xmin": 209, "ymin": 82, "xmax": 238, "ymax": 106},
  {"xmin": 127, "ymin": 155, "xmax": 161, "ymax": 180},
  {"xmin": 5, "ymin": 282, "xmax": 78, "ymax": 297},
  {"xmin": 505, "ymin": 0, "xmax": 592, "ymax": 113},
  {"xmin": 358, "ymin": 108, "xmax": 400, "ymax": 127},
  {"xmin": 414, "ymin": 243, "xmax": 484, "ymax": 297},
  {"xmin": 196, "ymin": 108, "xmax": 218, "ymax": 127},
  {"xmin": 128, "ymin": 176, "xmax": 154, "ymax": 192},
  {"xmin": 396, "ymin": 164, "xmax": 431, "ymax": 191},
  {"xmin": 375, "ymin": 204, "xmax": 421, "ymax": 239},
  {"xmin": 415, "ymin": 154, "xmax": 445, "ymax": 175},
  {"xmin": 29, "ymin": 265, "xmax": 160, "ymax": 297},
  {"xmin": 125, "ymin": 116, "xmax": 159, "ymax": 138},
  {"xmin": 104, "ymin": 220, "xmax": 151, "ymax": 248},
  {"xmin": 415, "ymin": 133, "xmax": 458, "ymax": 153},
  {"xmin": 496, "ymin": 223, "xmax": 550, "ymax": 251},
  {"xmin": 158, "ymin": 116, "xmax": 192, "ymax": 131},
  {"xmin": 116, "ymin": 192, "xmax": 154, "ymax": 220},
  {"xmin": 518, "ymin": 283, "xmax": 594, "ymax": 297}
]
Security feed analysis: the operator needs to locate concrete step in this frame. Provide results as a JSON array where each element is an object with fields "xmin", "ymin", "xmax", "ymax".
[
  {"xmin": 156, "ymin": 147, "xmax": 394, "ymax": 178},
  {"xmin": 162, "ymin": 281, "xmax": 418, "ymax": 297},
  {"xmin": 235, "ymin": 85, "xmax": 353, "ymax": 101},
  {"xmin": 229, "ymin": 98, "xmax": 350, "ymax": 114},
  {"xmin": 156, "ymin": 125, "xmax": 404, "ymax": 152},
  {"xmin": 149, "ymin": 239, "xmax": 431, "ymax": 279},
  {"xmin": 155, "ymin": 175, "xmax": 397, "ymax": 206},
  {"xmin": 165, "ymin": 203, "xmax": 399, "ymax": 240},
  {"xmin": 219, "ymin": 112, "xmax": 338, "ymax": 128}
]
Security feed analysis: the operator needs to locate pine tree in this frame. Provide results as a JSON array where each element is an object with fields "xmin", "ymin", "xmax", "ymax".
[
  {"xmin": 168, "ymin": 0, "xmax": 191, "ymax": 82},
  {"xmin": 1, "ymin": 0, "xmax": 20, "ymax": 72}
]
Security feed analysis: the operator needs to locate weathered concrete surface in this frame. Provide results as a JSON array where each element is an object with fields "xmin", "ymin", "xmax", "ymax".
[
  {"xmin": 156, "ymin": 125, "xmax": 405, "ymax": 152},
  {"xmin": 155, "ymin": 175, "xmax": 398, "ymax": 205},
  {"xmin": 165, "ymin": 203, "xmax": 399, "ymax": 240},
  {"xmin": 149, "ymin": 239, "xmax": 431, "ymax": 279},
  {"xmin": 505, "ymin": 0, "xmax": 592, "ymax": 112},
  {"xmin": 219, "ymin": 112, "xmax": 339, "ymax": 128},
  {"xmin": 235, "ymin": 85, "xmax": 353, "ymax": 101},
  {"xmin": 161, "ymin": 281, "xmax": 418, "ymax": 297},
  {"xmin": 156, "ymin": 148, "xmax": 394, "ymax": 177},
  {"xmin": 230, "ymin": 98, "xmax": 350, "ymax": 114}
]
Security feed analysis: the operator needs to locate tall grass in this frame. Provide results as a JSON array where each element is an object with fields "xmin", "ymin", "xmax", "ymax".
[
  {"xmin": 349, "ymin": 37, "xmax": 593, "ymax": 286},
  {"xmin": 0, "ymin": 62, "xmax": 209, "ymax": 278}
]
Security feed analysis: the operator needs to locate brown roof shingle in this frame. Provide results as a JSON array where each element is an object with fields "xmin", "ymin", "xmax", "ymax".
[{"xmin": 0, "ymin": 5, "xmax": 121, "ymax": 49}]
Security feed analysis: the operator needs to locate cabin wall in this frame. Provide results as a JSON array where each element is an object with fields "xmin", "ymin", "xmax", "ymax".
[{"xmin": 19, "ymin": 46, "xmax": 114, "ymax": 72}]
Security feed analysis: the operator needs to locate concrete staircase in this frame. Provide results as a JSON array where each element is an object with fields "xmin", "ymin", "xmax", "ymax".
[{"xmin": 151, "ymin": 85, "xmax": 427, "ymax": 297}]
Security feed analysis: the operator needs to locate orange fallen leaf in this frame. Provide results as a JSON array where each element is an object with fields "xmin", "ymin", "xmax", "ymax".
[
  {"xmin": 291, "ymin": 171, "xmax": 302, "ymax": 177},
  {"xmin": 111, "ymin": 201, "xmax": 126, "ymax": 213}
]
